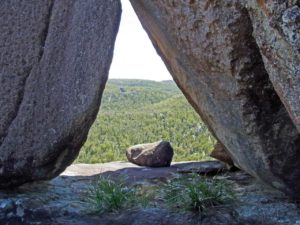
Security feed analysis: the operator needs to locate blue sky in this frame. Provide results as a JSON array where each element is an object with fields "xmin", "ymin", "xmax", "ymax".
[{"xmin": 109, "ymin": 0, "xmax": 172, "ymax": 81}]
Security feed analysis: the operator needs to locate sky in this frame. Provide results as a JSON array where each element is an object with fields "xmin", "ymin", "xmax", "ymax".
[{"xmin": 108, "ymin": 0, "xmax": 172, "ymax": 81}]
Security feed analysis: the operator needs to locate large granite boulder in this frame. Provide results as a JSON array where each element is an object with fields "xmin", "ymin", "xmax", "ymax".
[
  {"xmin": 129, "ymin": 0, "xmax": 300, "ymax": 198},
  {"xmin": 126, "ymin": 141, "xmax": 174, "ymax": 167},
  {"xmin": 0, "ymin": 0, "xmax": 121, "ymax": 187}
]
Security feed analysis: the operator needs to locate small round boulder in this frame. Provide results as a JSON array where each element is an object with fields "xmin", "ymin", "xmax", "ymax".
[{"xmin": 126, "ymin": 141, "xmax": 174, "ymax": 167}]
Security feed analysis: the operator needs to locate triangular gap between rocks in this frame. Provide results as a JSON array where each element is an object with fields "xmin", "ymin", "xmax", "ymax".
[{"xmin": 74, "ymin": 0, "xmax": 218, "ymax": 166}]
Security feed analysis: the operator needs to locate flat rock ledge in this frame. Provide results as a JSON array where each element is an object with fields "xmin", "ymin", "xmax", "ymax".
[{"xmin": 0, "ymin": 161, "xmax": 299, "ymax": 225}]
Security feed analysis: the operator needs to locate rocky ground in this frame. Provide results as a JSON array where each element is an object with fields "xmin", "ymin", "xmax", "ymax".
[{"xmin": 0, "ymin": 161, "xmax": 299, "ymax": 225}]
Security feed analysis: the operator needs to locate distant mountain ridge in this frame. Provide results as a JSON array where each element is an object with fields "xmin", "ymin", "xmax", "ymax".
[{"xmin": 100, "ymin": 79, "xmax": 181, "ymax": 111}]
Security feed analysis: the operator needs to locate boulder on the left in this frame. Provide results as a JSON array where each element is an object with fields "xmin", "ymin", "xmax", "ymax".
[{"xmin": 0, "ymin": 0, "xmax": 121, "ymax": 188}]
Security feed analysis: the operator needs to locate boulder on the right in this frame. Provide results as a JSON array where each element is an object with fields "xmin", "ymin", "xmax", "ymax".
[
  {"xmin": 246, "ymin": 1, "xmax": 300, "ymax": 133},
  {"xmin": 129, "ymin": 0, "xmax": 300, "ymax": 198}
]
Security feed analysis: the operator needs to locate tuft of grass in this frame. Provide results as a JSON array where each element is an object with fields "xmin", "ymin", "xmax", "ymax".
[
  {"xmin": 160, "ymin": 174, "xmax": 235, "ymax": 213},
  {"xmin": 88, "ymin": 176, "xmax": 136, "ymax": 214},
  {"xmin": 87, "ymin": 175, "xmax": 236, "ymax": 215},
  {"xmin": 88, "ymin": 176, "xmax": 158, "ymax": 214}
]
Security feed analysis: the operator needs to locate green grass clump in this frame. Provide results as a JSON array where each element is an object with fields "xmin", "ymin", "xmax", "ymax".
[
  {"xmin": 88, "ymin": 176, "xmax": 136, "ymax": 214},
  {"xmin": 87, "ymin": 175, "xmax": 236, "ymax": 215},
  {"xmin": 88, "ymin": 176, "xmax": 157, "ymax": 214},
  {"xmin": 161, "ymin": 175, "xmax": 235, "ymax": 213}
]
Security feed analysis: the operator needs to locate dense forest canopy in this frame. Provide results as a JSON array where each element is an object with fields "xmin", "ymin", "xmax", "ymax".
[{"xmin": 76, "ymin": 79, "xmax": 215, "ymax": 163}]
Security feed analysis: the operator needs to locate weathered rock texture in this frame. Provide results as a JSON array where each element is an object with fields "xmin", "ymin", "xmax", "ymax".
[
  {"xmin": 247, "ymin": 1, "xmax": 300, "ymax": 132},
  {"xmin": 129, "ymin": 0, "xmax": 300, "ymax": 198},
  {"xmin": 126, "ymin": 141, "xmax": 174, "ymax": 167},
  {"xmin": 0, "ymin": 0, "xmax": 121, "ymax": 187}
]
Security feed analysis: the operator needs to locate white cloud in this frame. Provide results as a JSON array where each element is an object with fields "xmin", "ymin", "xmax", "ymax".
[{"xmin": 109, "ymin": 0, "xmax": 172, "ymax": 81}]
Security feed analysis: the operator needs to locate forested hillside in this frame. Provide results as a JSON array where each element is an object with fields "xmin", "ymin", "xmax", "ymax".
[{"xmin": 76, "ymin": 79, "xmax": 215, "ymax": 163}]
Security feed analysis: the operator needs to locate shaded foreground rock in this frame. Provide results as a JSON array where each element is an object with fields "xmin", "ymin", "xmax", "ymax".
[
  {"xmin": 129, "ymin": 0, "xmax": 300, "ymax": 198},
  {"xmin": 0, "ymin": 0, "xmax": 121, "ymax": 187},
  {"xmin": 126, "ymin": 141, "xmax": 174, "ymax": 167},
  {"xmin": 177, "ymin": 160, "xmax": 226, "ymax": 175},
  {"xmin": 0, "ymin": 162, "xmax": 299, "ymax": 225}
]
